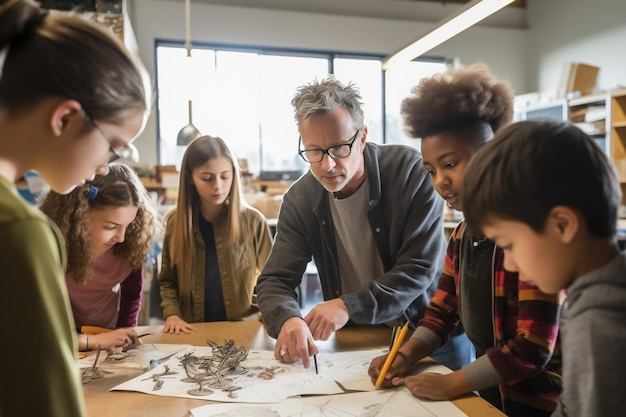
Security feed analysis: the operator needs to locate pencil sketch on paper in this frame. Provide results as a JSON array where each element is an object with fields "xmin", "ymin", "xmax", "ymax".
[
  {"xmin": 111, "ymin": 344, "xmax": 343, "ymax": 403},
  {"xmin": 319, "ymin": 349, "xmax": 452, "ymax": 393},
  {"xmin": 320, "ymin": 349, "xmax": 386, "ymax": 392},
  {"xmin": 78, "ymin": 343, "xmax": 189, "ymax": 370},
  {"xmin": 189, "ymin": 388, "xmax": 468, "ymax": 417},
  {"xmin": 111, "ymin": 344, "xmax": 458, "ymax": 406},
  {"xmin": 81, "ymin": 346, "xmax": 107, "ymax": 385},
  {"xmin": 177, "ymin": 339, "xmax": 250, "ymax": 397},
  {"xmin": 142, "ymin": 364, "xmax": 178, "ymax": 391}
]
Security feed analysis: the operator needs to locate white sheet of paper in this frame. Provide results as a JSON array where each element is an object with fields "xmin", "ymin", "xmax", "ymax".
[
  {"xmin": 111, "ymin": 347, "xmax": 343, "ymax": 403},
  {"xmin": 319, "ymin": 348, "xmax": 452, "ymax": 392},
  {"xmin": 318, "ymin": 348, "xmax": 386, "ymax": 391},
  {"xmin": 111, "ymin": 347, "xmax": 455, "ymax": 404},
  {"xmin": 189, "ymin": 387, "xmax": 468, "ymax": 417}
]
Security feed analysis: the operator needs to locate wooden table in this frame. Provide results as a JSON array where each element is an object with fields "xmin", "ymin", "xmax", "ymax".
[{"xmin": 82, "ymin": 319, "xmax": 505, "ymax": 417}]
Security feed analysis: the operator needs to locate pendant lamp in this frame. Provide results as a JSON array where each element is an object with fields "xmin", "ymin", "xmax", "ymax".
[
  {"xmin": 176, "ymin": 0, "xmax": 202, "ymax": 146},
  {"xmin": 177, "ymin": 99, "xmax": 201, "ymax": 146}
]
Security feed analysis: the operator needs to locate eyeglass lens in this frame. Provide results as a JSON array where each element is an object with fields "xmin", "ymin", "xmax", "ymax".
[{"xmin": 299, "ymin": 129, "xmax": 360, "ymax": 163}]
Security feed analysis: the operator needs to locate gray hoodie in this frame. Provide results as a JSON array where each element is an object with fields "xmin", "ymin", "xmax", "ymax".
[{"xmin": 552, "ymin": 250, "xmax": 626, "ymax": 417}]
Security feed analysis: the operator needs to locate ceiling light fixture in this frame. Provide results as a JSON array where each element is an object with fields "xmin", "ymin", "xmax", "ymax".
[
  {"xmin": 177, "ymin": 0, "xmax": 202, "ymax": 146},
  {"xmin": 382, "ymin": 0, "xmax": 514, "ymax": 71}
]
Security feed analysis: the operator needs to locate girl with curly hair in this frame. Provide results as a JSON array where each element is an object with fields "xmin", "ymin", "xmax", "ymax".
[
  {"xmin": 40, "ymin": 163, "xmax": 159, "ymax": 351},
  {"xmin": 158, "ymin": 135, "xmax": 273, "ymax": 334},
  {"xmin": 369, "ymin": 63, "xmax": 563, "ymax": 416}
]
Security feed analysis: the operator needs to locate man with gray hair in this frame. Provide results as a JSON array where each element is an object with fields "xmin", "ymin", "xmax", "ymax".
[{"xmin": 257, "ymin": 76, "xmax": 473, "ymax": 371}]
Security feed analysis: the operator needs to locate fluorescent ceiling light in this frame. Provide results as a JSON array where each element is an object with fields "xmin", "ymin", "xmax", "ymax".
[{"xmin": 382, "ymin": 0, "xmax": 514, "ymax": 70}]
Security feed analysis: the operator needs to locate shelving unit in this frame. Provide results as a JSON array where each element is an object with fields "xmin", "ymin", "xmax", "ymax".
[
  {"xmin": 567, "ymin": 93, "xmax": 610, "ymax": 154},
  {"xmin": 611, "ymin": 90, "xmax": 626, "ymax": 178},
  {"xmin": 513, "ymin": 99, "xmax": 567, "ymax": 123},
  {"xmin": 515, "ymin": 94, "xmax": 613, "ymax": 155},
  {"xmin": 515, "ymin": 89, "xmax": 626, "ymax": 205},
  {"xmin": 610, "ymin": 89, "xmax": 626, "ymax": 203}
]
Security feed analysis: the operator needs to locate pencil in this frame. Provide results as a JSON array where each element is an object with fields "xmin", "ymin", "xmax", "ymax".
[
  {"xmin": 389, "ymin": 326, "xmax": 398, "ymax": 351},
  {"xmin": 313, "ymin": 354, "xmax": 318, "ymax": 374},
  {"xmin": 375, "ymin": 322, "xmax": 409, "ymax": 388}
]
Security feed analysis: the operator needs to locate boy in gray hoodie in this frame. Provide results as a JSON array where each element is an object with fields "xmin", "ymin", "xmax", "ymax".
[{"xmin": 462, "ymin": 118, "xmax": 626, "ymax": 417}]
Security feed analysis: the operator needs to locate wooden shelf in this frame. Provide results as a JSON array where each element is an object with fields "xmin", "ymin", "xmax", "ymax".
[
  {"xmin": 611, "ymin": 91, "xmax": 626, "ymax": 194},
  {"xmin": 568, "ymin": 92, "xmax": 608, "ymax": 107}
]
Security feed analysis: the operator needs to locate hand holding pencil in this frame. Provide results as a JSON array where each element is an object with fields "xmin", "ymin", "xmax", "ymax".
[{"xmin": 370, "ymin": 323, "xmax": 410, "ymax": 388}]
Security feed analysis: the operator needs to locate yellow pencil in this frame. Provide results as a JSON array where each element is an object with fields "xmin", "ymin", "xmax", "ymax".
[
  {"xmin": 375, "ymin": 322, "xmax": 409, "ymax": 388},
  {"xmin": 389, "ymin": 326, "xmax": 398, "ymax": 351}
]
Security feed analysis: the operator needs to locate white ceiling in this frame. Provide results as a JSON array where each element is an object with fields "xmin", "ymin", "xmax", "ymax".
[{"xmin": 186, "ymin": 0, "xmax": 527, "ymax": 29}]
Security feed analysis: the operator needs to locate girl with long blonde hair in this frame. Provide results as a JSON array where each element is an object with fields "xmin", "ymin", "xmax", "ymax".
[{"xmin": 159, "ymin": 135, "xmax": 272, "ymax": 334}]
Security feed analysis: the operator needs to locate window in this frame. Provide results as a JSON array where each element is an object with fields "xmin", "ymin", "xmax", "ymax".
[
  {"xmin": 155, "ymin": 42, "xmax": 449, "ymax": 173},
  {"xmin": 384, "ymin": 59, "xmax": 451, "ymax": 146},
  {"xmin": 333, "ymin": 57, "xmax": 384, "ymax": 144}
]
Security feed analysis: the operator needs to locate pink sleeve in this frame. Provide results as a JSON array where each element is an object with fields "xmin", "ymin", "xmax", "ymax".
[{"xmin": 116, "ymin": 268, "xmax": 143, "ymax": 327}]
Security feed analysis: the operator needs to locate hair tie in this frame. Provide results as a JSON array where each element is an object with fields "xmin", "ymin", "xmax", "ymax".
[{"xmin": 87, "ymin": 185, "xmax": 99, "ymax": 201}]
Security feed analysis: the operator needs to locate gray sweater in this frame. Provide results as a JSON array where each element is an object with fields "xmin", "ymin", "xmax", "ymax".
[
  {"xmin": 256, "ymin": 142, "xmax": 445, "ymax": 338},
  {"xmin": 552, "ymin": 250, "xmax": 626, "ymax": 417}
]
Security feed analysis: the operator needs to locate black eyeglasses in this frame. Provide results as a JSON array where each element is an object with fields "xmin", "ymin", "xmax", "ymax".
[
  {"xmin": 83, "ymin": 112, "xmax": 138, "ymax": 163},
  {"xmin": 298, "ymin": 129, "xmax": 361, "ymax": 163}
]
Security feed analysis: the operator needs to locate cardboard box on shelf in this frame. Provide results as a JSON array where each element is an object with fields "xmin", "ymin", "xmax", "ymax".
[{"xmin": 565, "ymin": 62, "xmax": 600, "ymax": 97}]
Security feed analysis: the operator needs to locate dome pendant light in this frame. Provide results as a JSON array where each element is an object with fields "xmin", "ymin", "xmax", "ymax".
[
  {"xmin": 176, "ymin": 0, "xmax": 201, "ymax": 146},
  {"xmin": 177, "ymin": 99, "xmax": 201, "ymax": 146}
]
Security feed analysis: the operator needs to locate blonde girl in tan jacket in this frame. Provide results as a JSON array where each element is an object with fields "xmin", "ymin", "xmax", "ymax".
[{"xmin": 158, "ymin": 135, "xmax": 273, "ymax": 334}]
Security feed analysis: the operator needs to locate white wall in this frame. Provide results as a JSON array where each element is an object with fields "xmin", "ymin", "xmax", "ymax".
[
  {"xmin": 526, "ymin": 0, "xmax": 626, "ymax": 96},
  {"xmin": 128, "ymin": 0, "xmax": 528, "ymax": 166}
]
